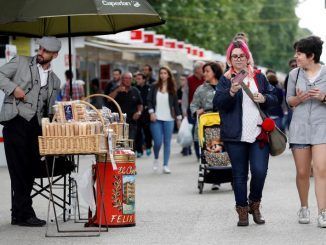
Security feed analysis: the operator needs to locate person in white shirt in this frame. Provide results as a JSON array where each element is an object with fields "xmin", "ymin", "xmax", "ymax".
[{"xmin": 147, "ymin": 67, "xmax": 182, "ymax": 174}]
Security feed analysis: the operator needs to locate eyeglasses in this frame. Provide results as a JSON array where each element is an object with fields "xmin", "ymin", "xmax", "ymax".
[{"xmin": 231, "ymin": 54, "xmax": 247, "ymax": 61}]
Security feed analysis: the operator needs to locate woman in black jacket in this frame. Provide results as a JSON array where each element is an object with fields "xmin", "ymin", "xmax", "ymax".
[
  {"xmin": 147, "ymin": 66, "xmax": 182, "ymax": 174},
  {"xmin": 213, "ymin": 40, "xmax": 277, "ymax": 226},
  {"xmin": 266, "ymin": 73, "xmax": 284, "ymax": 131}
]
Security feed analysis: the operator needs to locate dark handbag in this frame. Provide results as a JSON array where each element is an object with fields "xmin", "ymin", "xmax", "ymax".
[
  {"xmin": 240, "ymin": 77, "xmax": 287, "ymax": 156},
  {"xmin": 35, "ymin": 156, "xmax": 75, "ymax": 178}
]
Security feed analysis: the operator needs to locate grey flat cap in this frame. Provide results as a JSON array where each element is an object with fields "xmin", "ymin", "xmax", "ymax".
[{"xmin": 37, "ymin": 36, "xmax": 61, "ymax": 52}]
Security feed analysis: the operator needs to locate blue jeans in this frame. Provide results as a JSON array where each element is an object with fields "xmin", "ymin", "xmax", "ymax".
[
  {"xmin": 225, "ymin": 140, "xmax": 270, "ymax": 207},
  {"xmin": 150, "ymin": 120, "xmax": 174, "ymax": 166}
]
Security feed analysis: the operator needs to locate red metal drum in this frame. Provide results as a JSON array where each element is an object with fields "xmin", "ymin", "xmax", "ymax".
[{"xmin": 92, "ymin": 149, "xmax": 136, "ymax": 227}]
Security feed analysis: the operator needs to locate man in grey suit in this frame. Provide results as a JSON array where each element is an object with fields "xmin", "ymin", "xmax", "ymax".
[{"xmin": 0, "ymin": 36, "xmax": 61, "ymax": 227}]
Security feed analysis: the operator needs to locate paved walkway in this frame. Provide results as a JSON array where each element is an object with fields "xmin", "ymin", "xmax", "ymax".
[{"xmin": 0, "ymin": 138, "xmax": 325, "ymax": 245}]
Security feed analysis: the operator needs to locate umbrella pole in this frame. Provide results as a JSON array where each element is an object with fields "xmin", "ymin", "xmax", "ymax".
[{"xmin": 68, "ymin": 16, "xmax": 73, "ymax": 100}]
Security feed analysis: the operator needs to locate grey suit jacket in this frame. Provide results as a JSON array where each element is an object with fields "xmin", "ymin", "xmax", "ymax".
[{"xmin": 0, "ymin": 55, "xmax": 60, "ymax": 124}]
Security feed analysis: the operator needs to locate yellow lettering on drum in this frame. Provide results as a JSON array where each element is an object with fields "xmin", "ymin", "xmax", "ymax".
[
  {"xmin": 117, "ymin": 166, "xmax": 136, "ymax": 175},
  {"xmin": 110, "ymin": 215, "xmax": 134, "ymax": 223}
]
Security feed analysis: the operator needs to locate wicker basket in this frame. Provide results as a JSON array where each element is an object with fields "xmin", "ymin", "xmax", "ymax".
[
  {"xmin": 38, "ymin": 100, "xmax": 108, "ymax": 156},
  {"xmin": 39, "ymin": 134, "xmax": 107, "ymax": 155}
]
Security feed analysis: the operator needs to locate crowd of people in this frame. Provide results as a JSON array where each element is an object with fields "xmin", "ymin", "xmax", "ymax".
[
  {"xmin": 0, "ymin": 33, "xmax": 325, "ymax": 229},
  {"xmin": 86, "ymin": 33, "xmax": 326, "ymax": 229}
]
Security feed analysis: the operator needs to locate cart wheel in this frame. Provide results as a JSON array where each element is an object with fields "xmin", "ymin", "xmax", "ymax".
[{"xmin": 198, "ymin": 182, "xmax": 204, "ymax": 194}]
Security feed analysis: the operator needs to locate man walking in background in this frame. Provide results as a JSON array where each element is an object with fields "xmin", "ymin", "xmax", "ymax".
[
  {"xmin": 182, "ymin": 61, "xmax": 205, "ymax": 161},
  {"xmin": 134, "ymin": 72, "xmax": 152, "ymax": 158},
  {"xmin": 108, "ymin": 72, "xmax": 143, "ymax": 145},
  {"xmin": 104, "ymin": 68, "xmax": 122, "ymax": 107},
  {"xmin": 62, "ymin": 70, "xmax": 85, "ymax": 101},
  {"xmin": 142, "ymin": 64, "xmax": 156, "ymax": 85}
]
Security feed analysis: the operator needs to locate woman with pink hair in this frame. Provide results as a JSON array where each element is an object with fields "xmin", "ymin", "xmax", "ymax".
[{"xmin": 213, "ymin": 40, "xmax": 278, "ymax": 227}]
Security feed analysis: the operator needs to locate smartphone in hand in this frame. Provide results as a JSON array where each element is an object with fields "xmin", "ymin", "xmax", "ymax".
[
  {"xmin": 307, "ymin": 83, "xmax": 317, "ymax": 90},
  {"xmin": 232, "ymin": 70, "xmax": 248, "ymax": 84}
]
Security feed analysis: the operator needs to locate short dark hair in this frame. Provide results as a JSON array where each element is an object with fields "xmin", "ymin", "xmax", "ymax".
[
  {"xmin": 144, "ymin": 64, "xmax": 153, "ymax": 72},
  {"xmin": 203, "ymin": 62, "xmax": 223, "ymax": 80},
  {"xmin": 136, "ymin": 72, "xmax": 146, "ymax": 80},
  {"xmin": 265, "ymin": 69, "xmax": 276, "ymax": 76},
  {"xmin": 267, "ymin": 74, "xmax": 278, "ymax": 86},
  {"xmin": 91, "ymin": 78, "xmax": 99, "ymax": 87},
  {"xmin": 293, "ymin": 36, "xmax": 324, "ymax": 63},
  {"xmin": 288, "ymin": 58, "xmax": 297, "ymax": 67},
  {"xmin": 113, "ymin": 68, "xmax": 122, "ymax": 74},
  {"xmin": 65, "ymin": 70, "xmax": 73, "ymax": 80}
]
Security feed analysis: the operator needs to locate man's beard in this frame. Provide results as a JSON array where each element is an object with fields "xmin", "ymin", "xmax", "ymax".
[{"xmin": 36, "ymin": 55, "xmax": 51, "ymax": 65}]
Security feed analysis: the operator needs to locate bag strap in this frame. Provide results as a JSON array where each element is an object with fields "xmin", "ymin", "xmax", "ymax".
[
  {"xmin": 295, "ymin": 68, "xmax": 300, "ymax": 88},
  {"xmin": 239, "ymin": 78, "xmax": 267, "ymax": 120}
]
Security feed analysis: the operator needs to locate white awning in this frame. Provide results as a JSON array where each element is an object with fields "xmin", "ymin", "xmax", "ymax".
[{"xmin": 84, "ymin": 37, "xmax": 194, "ymax": 70}]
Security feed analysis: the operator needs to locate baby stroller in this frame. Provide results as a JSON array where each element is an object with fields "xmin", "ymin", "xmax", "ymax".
[{"xmin": 197, "ymin": 112, "xmax": 233, "ymax": 194}]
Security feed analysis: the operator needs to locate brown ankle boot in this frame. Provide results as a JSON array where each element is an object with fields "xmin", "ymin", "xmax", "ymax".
[
  {"xmin": 236, "ymin": 206, "xmax": 249, "ymax": 226},
  {"xmin": 249, "ymin": 201, "xmax": 265, "ymax": 224}
]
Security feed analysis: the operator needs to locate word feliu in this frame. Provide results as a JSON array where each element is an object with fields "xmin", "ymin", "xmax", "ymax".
[{"xmin": 110, "ymin": 214, "xmax": 134, "ymax": 223}]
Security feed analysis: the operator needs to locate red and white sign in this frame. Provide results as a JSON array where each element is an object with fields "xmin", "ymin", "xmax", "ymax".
[
  {"xmin": 192, "ymin": 47, "xmax": 199, "ymax": 56},
  {"xmin": 130, "ymin": 30, "xmax": 143, "ymax": 41},
  {"xmin": 177, "ymin": 41, "xmax": 185, "ymax": 49},
  {"xmin": 155, "ymin": 35, "xmax": 165, "ymax": 47},
  {"xmin": 164, "ymin": 39, "xmax": 177, "ymax": 49},
  {"xmin": 199, "ymin": 49, "xmax": 205, "ymax": 58},
  {"xmin": 185, "ymin": 44, "xmax": 192, "ymax": 55},
  {"xmin": 144, "ymin": 31, "xmax": 155, "ymax": 44}
]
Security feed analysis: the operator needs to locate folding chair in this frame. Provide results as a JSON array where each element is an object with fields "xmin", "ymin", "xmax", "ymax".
[
  {"xmin": 11, "ymin": 156, "xmax": 75, "ymax": 222},
  {"xmin": 32, "ymin": 156, "xmax": 76, "ymax": 221}
]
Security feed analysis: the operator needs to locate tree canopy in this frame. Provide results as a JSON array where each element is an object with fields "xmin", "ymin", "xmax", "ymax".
[{"xmin": 149, "ymin": 0, "xmax": 310, "ymax": 72}]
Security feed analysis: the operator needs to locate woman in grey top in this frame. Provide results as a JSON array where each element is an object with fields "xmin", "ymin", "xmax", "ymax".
[
  {"xmin": 190, "ymin": 62, "xmax": 223, "ymax": 190},
  {"xmin": 190, "ymin": 62, "xmax": 223, "ymax": 140},
  {"xmin": 287, "ymin": 36, "xmax": 326, "ymax": 228}
]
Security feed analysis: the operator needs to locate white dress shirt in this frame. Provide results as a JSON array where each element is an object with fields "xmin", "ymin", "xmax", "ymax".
[{"xmin": 37, "ymin": 64, "xmax": 52, "ymax": 87}]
